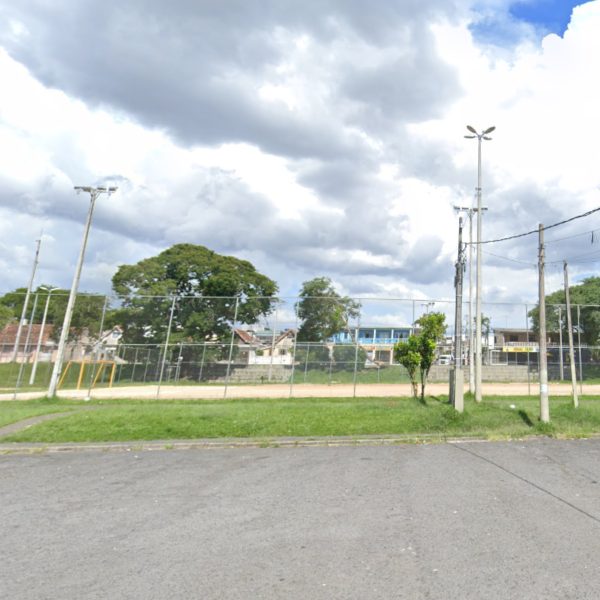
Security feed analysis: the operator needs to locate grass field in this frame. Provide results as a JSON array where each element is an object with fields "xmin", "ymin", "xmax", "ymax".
[{"xmin": 2, "ymin": 395, "xmax": 600, "ymax": 443}]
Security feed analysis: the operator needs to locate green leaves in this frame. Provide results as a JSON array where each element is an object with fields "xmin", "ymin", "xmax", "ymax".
[
  {"xmin": 394, "ymin": 312, "xmax": 447, "ymax": 401},
  {"xmin": 296, "ymin": 277, "xmax": 360, "ymax": 342},
  {"xmin": 111, "ymin": 244, "xmax": 278, "ymax": 343}
]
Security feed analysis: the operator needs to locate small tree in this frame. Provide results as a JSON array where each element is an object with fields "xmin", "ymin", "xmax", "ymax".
[
  {"xmin": 296, "ymin": 277, "xmax": 360, "ymax": 342},
  {"xmin": 394, "ymin": 312, "xmax": 447, "ymax": 402},
  {"xmin": 394, "ymin": 336, "xmax": 421, "ymax": 399}
]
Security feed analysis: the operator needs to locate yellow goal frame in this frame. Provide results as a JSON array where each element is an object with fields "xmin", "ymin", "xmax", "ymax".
[{"xmin": 58, "ymin": 360, "xmax": 116, "ymax": 390}]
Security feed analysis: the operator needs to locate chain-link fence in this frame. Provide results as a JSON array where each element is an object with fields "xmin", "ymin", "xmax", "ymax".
[{"xmin": 1, "ymin": 292, "xmax": 598, "ymax": 398}]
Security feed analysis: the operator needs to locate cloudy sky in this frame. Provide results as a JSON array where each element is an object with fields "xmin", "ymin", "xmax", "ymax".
[{"xmin": 0, "ymin": 0, "xmax": 599, "ymax": 319}]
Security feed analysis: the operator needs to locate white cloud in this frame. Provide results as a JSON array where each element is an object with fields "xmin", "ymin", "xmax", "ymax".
[{"xmin": 0, "ymin": 0, "xmax": 598, "ymax": 325}]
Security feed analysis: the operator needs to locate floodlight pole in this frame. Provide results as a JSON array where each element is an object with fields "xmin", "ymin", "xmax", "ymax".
[
  {"xmin": 29, "ymin": 285, "xmax": 57, "ymax": 385},
  {"xmin": 47, "ymin": 186, "xmax": 117, "ymax": 397},
  {"xmin": 465, "ymin": 125, "xmax": 495, "ymax": 402},
  {"xmin": 11, "ymin": 238, "xmax": 42, "ymax": 362}
]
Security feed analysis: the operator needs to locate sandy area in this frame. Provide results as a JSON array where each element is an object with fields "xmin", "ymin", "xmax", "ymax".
[{"xmin": 1, "ymin": 381, "xmax": 593, "ymax": 401}]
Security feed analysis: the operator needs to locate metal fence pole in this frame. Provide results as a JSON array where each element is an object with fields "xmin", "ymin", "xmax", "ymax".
[
  {"xmin": 223, "ymin": 297, "xmax": 240, "ymax": 399},
  {"xmin": 525, "ymin": 303, "xmax": 531, "ymax": 396},
  {"xmin": 558, "ymin": 305, "xmax": 564, "ymax": 381},
  {"xmin": 131, "ymin": 346, "xmax": 139, "ymax": 383},
  {"xmin": 198, "ymin": 342, "xmax": 207, "ymax": 382},
  {"xmin": 268, "ymin": 304, "xmax": 279, "ymax": 382},
  {"xmin": 304, "ymin": 342, "xmax": 310, "ymax": 383},
  {"xmin": 577, "ymin": 304, "xmax": 583, "ymax": 394},
  {"xmin": 13, "ymin": 293, "xmax": 39, "ymax": 399},
  {"xmin": 289, "ymin": 309, "xmax": 299, "ymax": 398},
  {"xmin": 85, "ymin": 295, "xmax": 109, "ymax": 400},
  {"xmin": 352, "ymin": 315, "xmax": 361, "ymax": 399},
  {"xmin": 156, "ymin": 296, "xmax": 177, "ymax": 399}
]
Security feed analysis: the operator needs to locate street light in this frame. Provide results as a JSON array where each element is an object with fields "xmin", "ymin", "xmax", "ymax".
[
  {"xmin": 29, "ymin": 285, "xmax": 57, "ymax": 385},
  {"xmin": 464, "ymin": 125, "xmax": 495, "ymax": 402},
  {"xmin": 47, "ymin": 186, "xmax": 117, "ymax": 397}
]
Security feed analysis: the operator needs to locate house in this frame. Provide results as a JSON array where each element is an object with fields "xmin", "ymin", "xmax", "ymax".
[
  {"xmin": 0, "ymin": 323, "xmax": 123, "ymax": 364},
  {"xmin": 234, "ymin": 328, "xmax": 296, "ymax": 365}
]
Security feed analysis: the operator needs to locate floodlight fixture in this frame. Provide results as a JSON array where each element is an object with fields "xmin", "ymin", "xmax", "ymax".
[{"xmin": 466, "ymin": 125, "xmax": 477, "ymax": 134}]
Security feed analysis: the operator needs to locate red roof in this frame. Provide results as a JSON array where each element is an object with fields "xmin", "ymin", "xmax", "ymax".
[{"xmin": 0, "ymin": 323, "xmax": 55, "ymax": 346}]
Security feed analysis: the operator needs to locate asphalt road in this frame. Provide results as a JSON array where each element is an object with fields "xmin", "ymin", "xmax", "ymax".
[{"xmin": 2, "ymin": 439, "xmax": 600, "ymax": 599}]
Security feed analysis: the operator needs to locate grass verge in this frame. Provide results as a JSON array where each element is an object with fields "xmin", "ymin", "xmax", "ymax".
[
  {"xmin": 0, "ymin": 399, "xmax": 76, "ymax": 428},
  {"xmin": 3, "ymin": 395, "xmax": 600, "ymax": 443}
]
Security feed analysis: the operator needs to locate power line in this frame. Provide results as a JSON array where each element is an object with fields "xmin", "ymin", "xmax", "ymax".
[
  {"xmin": 468, "ymin": 206, "xmax": 600, "ymax": 245},
  {"xmin": 482, "ymin": 250, "xmax": 535, "ymax": 267},
  {"xmin": 545, "ymin": 226, "xmax": 600, "ymax": 245}
]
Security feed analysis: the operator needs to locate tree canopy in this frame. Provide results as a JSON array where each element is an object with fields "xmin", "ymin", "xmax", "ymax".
[
  {"xmin": 295, "ymin": 277, "xmax": 360, "ymax": 342},
  {"xmin": 529, "ymin": 276, "xmax": 600, "ymax": 345},
  {"xmin": 0, "ymin": 286, "xmax": 106, "ymax": 340},
  {"xmin": 111, "ymin": 244, "xmax": 278, "ymax": 343}
]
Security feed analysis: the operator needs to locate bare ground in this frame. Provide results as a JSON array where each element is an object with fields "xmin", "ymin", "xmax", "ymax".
[{"xmin": 0, "ymin": 381, "xmax": 595, "ymax": 401}]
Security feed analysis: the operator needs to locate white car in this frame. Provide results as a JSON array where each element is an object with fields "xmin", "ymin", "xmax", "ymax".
[{"xmin": 437, "ymin": 354, "xmax": 453, "ymax": 365}]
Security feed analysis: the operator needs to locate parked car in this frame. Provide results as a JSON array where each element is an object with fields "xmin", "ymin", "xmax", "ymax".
[{"xmin": 437, "ymin": 354, "xmax": 453, "ymax": 365}]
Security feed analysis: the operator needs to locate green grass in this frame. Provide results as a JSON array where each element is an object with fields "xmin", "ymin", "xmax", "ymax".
[
  {"xmin": 4, "ymin": 395, "xmax": 600, "ymax": 443},
  {"xmin": 0, "ymin": 399, "xmax": 76, "ymax": 428}
]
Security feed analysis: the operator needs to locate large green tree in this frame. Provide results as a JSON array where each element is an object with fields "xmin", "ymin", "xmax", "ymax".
[
  {"xmin": 296, "ymin": 277, "xmax": 360, "ymax": 342},
  {"xmin": 394, "ymin": 312, "xmax": 447, "ymax": 402},
  {"xmin": 529, "ymin": 276, "xmax": 600, "ymax": 345},
  {"xmin": 111, "ymin": 244, "xmax": 278, "ymax": 344}
]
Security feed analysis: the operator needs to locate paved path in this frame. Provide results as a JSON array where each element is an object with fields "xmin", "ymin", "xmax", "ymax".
[
  {"xmin": 2, "ymin": 439, "xmax": 600, "ymax": 599},
  {"xmin": 1, "ymin": 381, "xmax": 598, "ymax": 401}
]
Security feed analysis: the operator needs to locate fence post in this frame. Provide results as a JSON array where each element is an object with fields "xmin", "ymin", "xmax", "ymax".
[
  {"xmin": 156, "ymin": 295, "xmax": 177, "ymax": 399},
  {"xmin": 577, "ymin": 304, "xmax": 583, "ymax": 394},
  {"xmin": 223, "ymin": 297, "xmax": 240, "ymax": 399},
  {"xmin": 85, "ymin": 295, "xmax": 109, "ymax": 400},
  {"xmin": 198, "ymin": 342, "xmax": 207, "ymax": 382},
  {"xmin": 14, "ymin": 293, "xmax": 39, "ymax": 399},
  {"xmin": 352, "ymin": 314, "xmax": 361, "ymax": 399},
  {"xmin": 525, "ymin": 303, "xmax": 531, "ymax": 396},
  {"xmin": 289, "ymin": 310, "xmax": 299, "ymax": 398},
  {"xmin": 268, "ymin": 304, "xmax": 279, "ymax": 382}
]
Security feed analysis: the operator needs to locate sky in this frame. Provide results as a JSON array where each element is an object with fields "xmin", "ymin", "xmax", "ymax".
[{"xmin": 0, "ymin": 0, "xmax": 599, "ymax": 327}]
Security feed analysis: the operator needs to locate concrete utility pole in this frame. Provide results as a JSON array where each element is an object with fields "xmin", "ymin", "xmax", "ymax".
[
  {"xmin": 563, "ymin": 261, "xmax": 578, "ymax": 407},
  {"xmin": 464, "ymin": 125, "xmax": 495, "ymax": 403},
  {"xmin": 47, "ymin": 186, "xmax": 117, "ymax": 397},
  {"xmin": 450, "ymin": 216, "xmax": 465, "ymax": 412},
  {"xmin": 30, "ymin": 286, "xmax": 57, "ymax": 385},
  {"xmin": 453, "ymin": 205, "xmax": 487, "ymax": 395},
  {"xmin": 11, "ymin": 238, "xmax": 42, "ymax": 362},
  {"xmin": 538, "ymin": 224, "xmax": 550, "ymax": 423}
]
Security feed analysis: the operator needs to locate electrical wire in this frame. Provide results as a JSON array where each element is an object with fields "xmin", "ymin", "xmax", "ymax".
[
  {"xmin": 467, "ymin": 206, "xmax": 600, "ymax": 245},
  {"xmin": 482, "ymin": 250, "xmax": 535, "ymax": 267}
]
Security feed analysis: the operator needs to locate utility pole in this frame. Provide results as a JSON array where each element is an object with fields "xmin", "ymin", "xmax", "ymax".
[
  {"xmin": 538, "ymin": 224, "xmax": 550, "ymax": 423},
  {"xmin": 464, "ymin": 125, "xmax": 495, "ymax": 403},
  {"xmin": 454, "ymin": 204, "xmax": 487, "ymax": 395},
  {"xmin": 47, "ymin": 186, "xmax": 117, "ymax": 397},
  {"xmin": 450, "ymin": 216, "xmax": 465, "ymax": 412},
  {"xmin": 563, "ymin": 261, "xmax": 578, "ymax": 407},
  {"xmin": 11, "ymin": 238, "xmax": 41, "ymax": 362}
]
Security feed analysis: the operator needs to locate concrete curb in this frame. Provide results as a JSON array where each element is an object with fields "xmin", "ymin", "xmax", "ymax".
[{"xmin": 0, "ymin": 433, "xmax": 496, "ymax": 455}]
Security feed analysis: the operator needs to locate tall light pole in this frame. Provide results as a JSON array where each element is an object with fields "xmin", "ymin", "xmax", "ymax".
[
  {"xmin": 30, "ymin": 285, "xmax": 57, "ymax": 385},
  {"xmin": 465, "ymin": 125, "xmax": 495, "ymax": 402},
  {"xmin": 454, "ymin": 204, "xmax": 487, "ymax": 395},
  {"xmin": 47, "ymin": 186, "xmax": 117, "ymax": 397},
  {"xmin": 11, "ymin": 238, "xmax": 42, "ymax": 362}
]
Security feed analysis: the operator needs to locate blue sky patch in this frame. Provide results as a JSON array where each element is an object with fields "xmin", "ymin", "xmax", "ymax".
[
  {"xmin": 509, "ymin": 0, "xmax": 592, "ymax": 35},
  {"xmin": 471, "ymin": 0, "xmax": 592, "ymax": 46}
]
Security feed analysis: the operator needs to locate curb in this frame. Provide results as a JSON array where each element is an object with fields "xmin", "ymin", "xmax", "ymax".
[{"xmin": 0, "ymin": 433, "xmax": 493, "ymax": 455}]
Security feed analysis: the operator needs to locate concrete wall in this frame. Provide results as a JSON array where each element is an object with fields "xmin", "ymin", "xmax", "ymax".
[{"xmin": 428, "ymin": 364, "xmax": 536, "ymax": 383}]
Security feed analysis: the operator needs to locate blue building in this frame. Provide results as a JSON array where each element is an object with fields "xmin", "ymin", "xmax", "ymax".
[{"xmin": 330, "ymin": 326, "xmax": 412, "ymax": 364}]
